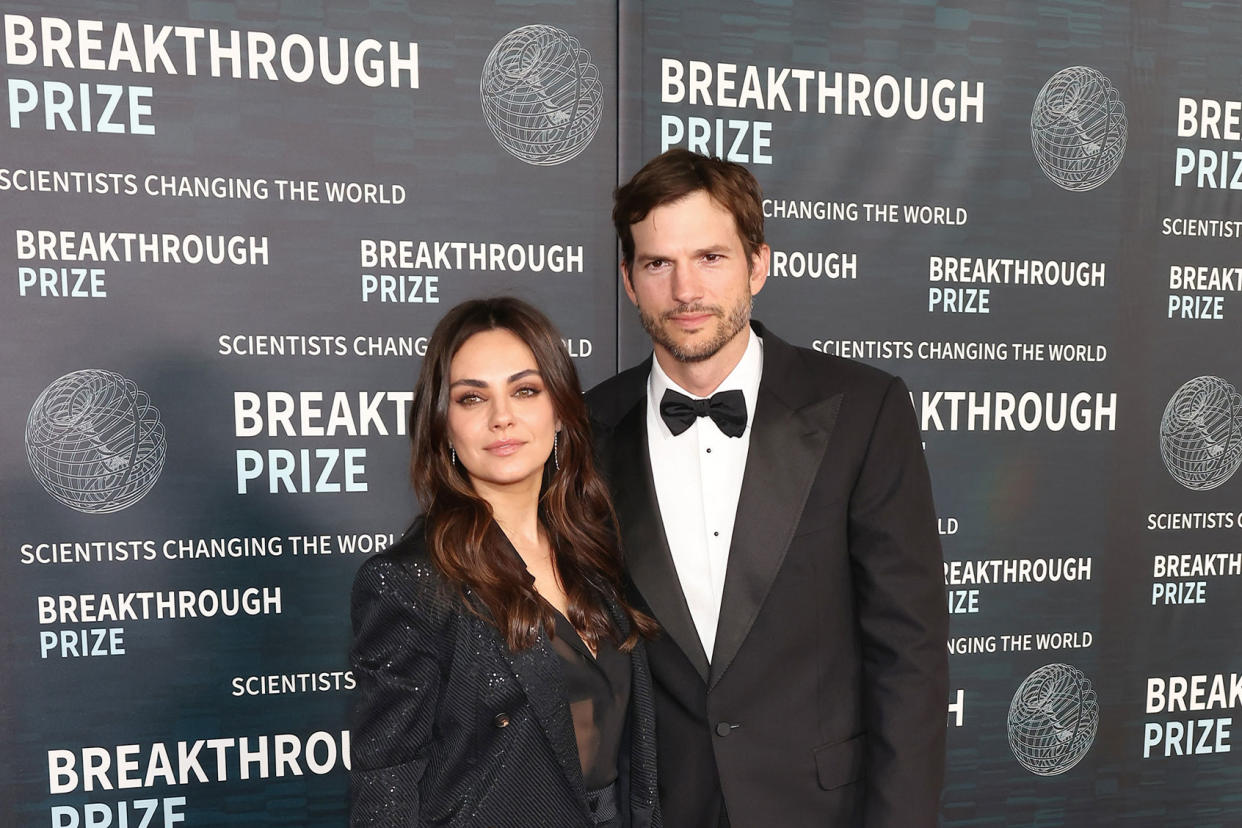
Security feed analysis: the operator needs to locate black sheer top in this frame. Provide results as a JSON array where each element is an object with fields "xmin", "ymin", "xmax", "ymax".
[{"xmin": 547, "ymin": 608, "xmax": 632, "ymax": 790}]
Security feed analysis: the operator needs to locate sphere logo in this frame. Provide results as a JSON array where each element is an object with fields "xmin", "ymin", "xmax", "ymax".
[
  {"xmin": 1031, "ymin": 66, "xmax": 1127, "ymax": 191},
  {"xmin": 1160, "ymin": 375, "xmax": 1242, "ymax": 491},
  {"xmin": 26, "ymin": 369, "xmax": 167, "ymax": 513},
  {"xmin": 1007, "ymin": 663, "xmax": 1099, "ymax": 776},
  {"xmin": 480, "ymin": 25, "xmax": 603, "ymax": 166}
]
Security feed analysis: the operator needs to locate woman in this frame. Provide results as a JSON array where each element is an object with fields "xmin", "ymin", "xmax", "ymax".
[{"xmin": 349, "ymin": 297, "xmax": 660, "ymax": 827}]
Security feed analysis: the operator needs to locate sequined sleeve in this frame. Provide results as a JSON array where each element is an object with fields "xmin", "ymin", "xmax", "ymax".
[{"xmin": 349, "ymin": 552, "xmax": 448, "ymax": 827}]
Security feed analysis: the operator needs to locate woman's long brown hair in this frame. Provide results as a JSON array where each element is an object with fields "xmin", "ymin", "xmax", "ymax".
[{"xmin": 409, "ymin": 297, "xmax": 656, "ymax": 652}]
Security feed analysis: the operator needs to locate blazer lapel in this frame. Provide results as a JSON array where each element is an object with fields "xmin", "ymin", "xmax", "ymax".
[
  {"xmin": 608, "ymin": 400, "xmax": 712, "ymax": 682},
  {"xmin": 485, "ymin": 531, "xmax": 589, "ymax": 811},
  {"xmin": 708, "ymin": 360, "xmax": 842, "ymax": 690},
  {"xmin": 614, "ymin": 602, "xmax": 659, "ymax": 828},
  {"xmin": 495, "ymin": 620, "xmax": 589, "ymax": 809}
]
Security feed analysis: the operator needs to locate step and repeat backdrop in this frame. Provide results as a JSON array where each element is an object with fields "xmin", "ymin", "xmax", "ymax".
[
  {"xmin": 618, "ymin": 1, "xmax": 1242, "ymax": 826},
  {"xmin": 1, "ymin": 1, "xmax": 1239, "ymax": 826},
  {"xmin": 0, "ymin": 1, "xmax": 619, "ymax": 826}
]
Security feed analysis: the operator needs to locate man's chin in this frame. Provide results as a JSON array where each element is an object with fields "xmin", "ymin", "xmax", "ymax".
[
  {"xmin": 659, "ymin": 332, "xmax": 726, "ymax": 363},
  {"xmin": 641, "ymin": 312, "xmax": 744, "ymax": 364}
]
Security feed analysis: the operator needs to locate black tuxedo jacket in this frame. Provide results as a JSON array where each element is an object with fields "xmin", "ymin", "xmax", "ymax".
[
  {"xmin": 586, "ymin": 322, "xmax": 947, "ymax": 828},
  {"xmin": 349, "ymin": 518, "xmax": 661, "ymax": 827}
]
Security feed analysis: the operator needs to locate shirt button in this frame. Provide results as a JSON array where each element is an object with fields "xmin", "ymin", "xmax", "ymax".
[
  {"xmin": 494, "ymin": 713, "xmax": 511, "ymax": 728},
  {"xmin": 713, "ymin": 531, "xmax": 719, "ymax": 537},
  {"xmin": 715, "ymin": 722, "xmax": 736, "ymax": 737},
  {"xmin": 705, "ymin": 448, "xmax": 712, "ymax": 453}
]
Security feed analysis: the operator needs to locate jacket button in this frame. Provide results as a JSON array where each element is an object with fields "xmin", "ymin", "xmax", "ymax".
[
  {"xmin": 715, "ymin": 722, "xmax": 735, "ymax": 737},
  {"xmin": 494, "ymin": 713, "xmax": 511, "ymax": 728}
]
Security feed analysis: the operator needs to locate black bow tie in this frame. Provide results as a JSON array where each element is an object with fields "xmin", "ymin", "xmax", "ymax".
[{"xmin": 659, "ymin": 388, "xmax": 748, "ymax": 438}]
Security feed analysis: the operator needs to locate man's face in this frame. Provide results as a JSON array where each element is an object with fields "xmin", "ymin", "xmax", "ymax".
[{"xmin": 622, "ymin": 190, "xmax": 769, "ymax": 365}]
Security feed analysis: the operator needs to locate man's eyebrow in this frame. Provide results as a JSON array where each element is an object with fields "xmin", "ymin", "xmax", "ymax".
[{"xmin": 635, "ymin": 245, "xmax": 729, "ymax": 262}]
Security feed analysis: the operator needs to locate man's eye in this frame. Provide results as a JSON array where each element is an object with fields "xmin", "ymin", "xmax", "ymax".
[{"xmin": 703, "ymin": 253, "xmax": 722, "ymax": 263}]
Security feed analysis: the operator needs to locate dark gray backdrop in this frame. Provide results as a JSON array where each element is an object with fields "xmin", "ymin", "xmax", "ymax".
[{"xmin": 2, "ymin": 1, "xmax": 1240, "ymax": 826}]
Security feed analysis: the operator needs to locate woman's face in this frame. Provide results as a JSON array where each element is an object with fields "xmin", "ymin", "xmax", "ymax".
[{"xmin": 445, "ymin": 328, "xmax": 560, "ymax": 494}]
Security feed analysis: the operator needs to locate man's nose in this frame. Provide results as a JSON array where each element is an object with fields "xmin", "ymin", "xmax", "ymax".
[{"xmin": 669, "ymin": 263, "xmax": 704, "ymax": 304}]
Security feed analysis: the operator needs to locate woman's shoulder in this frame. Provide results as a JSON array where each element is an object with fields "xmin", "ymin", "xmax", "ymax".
[
  {"xmin": 376, "ymin": 516, "xmax": 435, "ymax": 566},
  {"xmin": 352, "ymin": 517, "xmax": 454, "ymax": 618}
]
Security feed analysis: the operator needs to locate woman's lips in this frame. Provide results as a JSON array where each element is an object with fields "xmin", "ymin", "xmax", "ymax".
[{"xmin": 485, "ymin": 439, "xmax": 524, "ymax": 455}]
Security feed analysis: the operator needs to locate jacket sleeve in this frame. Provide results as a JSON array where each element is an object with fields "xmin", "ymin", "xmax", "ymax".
[
  {"xmin": 349, "ymin": 553, "xmax": 447, "ymax": 827},
  {"xmin": 847, "ymin": 375, "xmax": 949, "ymax": 828}
]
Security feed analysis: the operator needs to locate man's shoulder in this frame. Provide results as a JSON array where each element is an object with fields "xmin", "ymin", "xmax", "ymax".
[
  {"xmin": 758, "ymin": 322, "xmax": 899, "ymax": 400},
  {"xmin": 585, "ymin": 359, "xmax": 650, "ymax": 428}
]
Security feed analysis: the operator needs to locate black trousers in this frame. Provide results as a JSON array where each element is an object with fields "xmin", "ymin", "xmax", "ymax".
[{"xmin": 587, "ymin": 782, "xmax": 621, "ymax": 827}]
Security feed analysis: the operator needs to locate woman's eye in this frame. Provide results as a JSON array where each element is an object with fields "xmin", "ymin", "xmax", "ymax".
[
  {"xmin": 456, "ymin": 393, "xmax": 483, "ymax": 406},
  {"xmin": 514, "ymin": 385, "xmax": 541, "ymax": 398}
]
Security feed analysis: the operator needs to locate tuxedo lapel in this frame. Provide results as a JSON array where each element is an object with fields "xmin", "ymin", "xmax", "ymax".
[
  {"xmin": 708, "ymin": 341, "xmax": 843, "ymax": 690},
  {"xmin": 608, "ymin": 399, "xmax": 711, "ymax": 682}
]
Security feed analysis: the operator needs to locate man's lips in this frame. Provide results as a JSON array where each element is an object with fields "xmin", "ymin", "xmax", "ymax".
[
  {"xmin": 484, "ymin": 439, "xmax": 524, "ymax": 455},
  {"xmin": 667, "ymin": 312, "xmax": 715, "ymax": 327}
]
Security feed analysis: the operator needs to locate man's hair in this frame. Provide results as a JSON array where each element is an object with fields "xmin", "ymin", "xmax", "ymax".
[{"xmin": 612, "ymin": 148, "xmax": 765, "ymax": 271}]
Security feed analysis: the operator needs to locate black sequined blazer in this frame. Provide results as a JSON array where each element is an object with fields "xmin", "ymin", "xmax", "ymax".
[{"xmin": 349, "ymin": 518, "xmax": 662, "ymax": 827}]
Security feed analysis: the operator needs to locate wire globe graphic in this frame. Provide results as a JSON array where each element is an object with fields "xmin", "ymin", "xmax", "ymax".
[
  {"xmin": 1159, "ymin": 375, "xmax": 1242, "ymax": 491},
  {"xmin": 25, "ymin": 369, "xmax": 167, "ymax": 514},
  {"xmin": 1031, "ymin": 66, "xmax": 1127, "ymax": 191},
  {"xmin": 480, "ymin": 24, "xmax": 603, "ymax": 166},
  {"xmin": 1007, "ymin": 663, "xmax": 1099, "ymax": 776}
]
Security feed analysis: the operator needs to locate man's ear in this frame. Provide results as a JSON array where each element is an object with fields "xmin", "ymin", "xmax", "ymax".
[
  {"xmin": 621, "ymin": 260, "xmax": 639, "ymax": 306},
  {"xmin": 749, "ymin": 244, "xmax": 771, "ymax": 296}
]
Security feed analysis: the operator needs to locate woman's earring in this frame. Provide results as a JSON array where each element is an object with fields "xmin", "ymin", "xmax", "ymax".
[
  {"xmin": 450, "ymin": 444, "xmax": 457, "ymax": 466},
  {"xmin": 553, "ymin": 431, "xmax": 560, "ymax": 471}
]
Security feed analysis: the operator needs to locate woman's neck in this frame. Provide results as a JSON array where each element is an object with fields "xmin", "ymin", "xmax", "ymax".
[
  {"xmin": 475, "ymin": 481, "xmax": 571, "ymax": 618},
  {"xmin": 476, "ymin": 480, "xmax": 546, "ymax": 563}
]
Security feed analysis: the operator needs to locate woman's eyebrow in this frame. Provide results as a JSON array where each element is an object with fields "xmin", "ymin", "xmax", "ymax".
[{"xmin": 449, "ymin": 369, "xmax": 540, "ymax": 389}]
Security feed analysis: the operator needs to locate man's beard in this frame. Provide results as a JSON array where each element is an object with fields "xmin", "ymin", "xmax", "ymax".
[{"xmin": 639, "ymin": 296, "xmax": 752, "ymax": 363}]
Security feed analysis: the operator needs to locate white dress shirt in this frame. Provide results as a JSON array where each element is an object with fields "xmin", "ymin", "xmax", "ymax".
[{"xmin": 646, "ymin": 329, "xmax": 764, "ymax": 660}]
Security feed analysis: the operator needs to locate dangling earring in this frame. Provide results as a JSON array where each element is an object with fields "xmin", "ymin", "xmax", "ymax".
[
  {"xmin": 553, "ymin": 431, "xmax": 560, "ymax": 471},
  {"xmin": 450, "ymin": 444, "xmax": 457, "ymax": 465}
]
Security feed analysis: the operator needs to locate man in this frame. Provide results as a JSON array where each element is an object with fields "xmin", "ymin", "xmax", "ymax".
[{"xmin": 587, "ymin": 149, "xmax": 948, "ymax": 827}]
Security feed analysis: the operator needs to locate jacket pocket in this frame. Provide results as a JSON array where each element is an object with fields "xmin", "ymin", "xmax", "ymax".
[
  {"xmin": 813, "ymin": 732, "xmax": 866, "ymax": 791},
  {"xmin": 791, "ymin": 495, "xmax": 846, "ymax": 539}
]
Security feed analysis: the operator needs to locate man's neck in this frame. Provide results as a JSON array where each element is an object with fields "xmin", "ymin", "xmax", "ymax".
[{"xmin": 654, "ymin": 327, "xmax": 752, "ymax": 397}]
